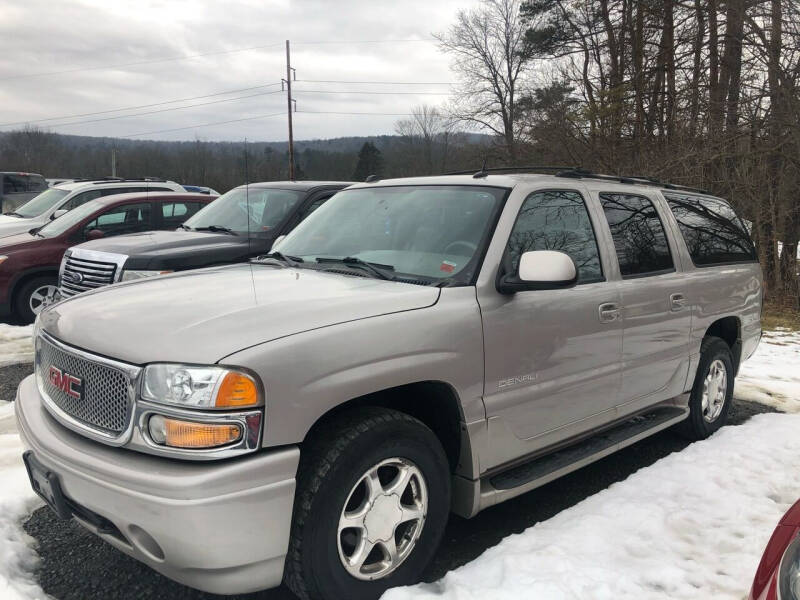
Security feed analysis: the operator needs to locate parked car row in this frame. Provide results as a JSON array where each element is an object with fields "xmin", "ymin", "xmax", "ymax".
[{"xmin": 14, "ymin": 167, "xmax": 764, "ymax": 600}]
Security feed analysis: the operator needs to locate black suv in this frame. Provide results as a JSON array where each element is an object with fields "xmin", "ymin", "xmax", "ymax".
[{"xmin": 59, "ymin": 181, "xmax": 351, "ymax": 295}]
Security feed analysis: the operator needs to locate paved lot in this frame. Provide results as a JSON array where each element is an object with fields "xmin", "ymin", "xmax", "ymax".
[{"xmin": 2, "ymin": 362, "xmax": 776, "ymax": 600}]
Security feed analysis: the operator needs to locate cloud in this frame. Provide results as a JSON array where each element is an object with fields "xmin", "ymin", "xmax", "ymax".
[{"xmin": 0, "ymin": 0, "xmax": 464, "ymax": 141}]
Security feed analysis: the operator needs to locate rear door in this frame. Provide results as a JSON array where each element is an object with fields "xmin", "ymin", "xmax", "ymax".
[
  {"xmin": 596, "ymin": 191, "xmax": 691, "ymax": 414},
  {"xmin": 478, "ymin": 187, "xmax": 623, "ymax": 467}
]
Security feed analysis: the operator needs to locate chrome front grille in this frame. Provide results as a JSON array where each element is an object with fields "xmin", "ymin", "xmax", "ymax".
[
  {"xmin": 36, "ymin": 333, "xmax": 135, "ymax": 437},
  {"xmin": 59, "ymin": 255, "xmax": 117, "ymax": 298}
]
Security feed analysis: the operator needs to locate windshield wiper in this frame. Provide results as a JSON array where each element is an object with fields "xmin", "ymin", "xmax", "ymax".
[
  {"xmin": 5, "ymin": 211, "xmax": 24, "ymax": 218},
  {"xmin": 194, "ymin": 225, "xmax": 237, "ymax": 235},
  {"xmin": 257, "ymin": 251, "xmax": 304, "ymax": 267},
  {"xmin": 316, "ymin": 256, "xmax": 396, "ymax": 281},
  {"xmin": 177, "ymin": 224, "xmax": 193, "ymax": 231}
]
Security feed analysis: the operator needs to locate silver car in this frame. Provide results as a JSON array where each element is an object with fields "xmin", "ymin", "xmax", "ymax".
[
  {"xmin": 16, "ymin": 170, "xmax": 762, "ymax": 600},
  {"xmin": 0, "ymin": 178, "xmax": 185, "ymax": 239}
]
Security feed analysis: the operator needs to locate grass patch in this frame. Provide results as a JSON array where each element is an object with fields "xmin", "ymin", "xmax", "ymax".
[{"xmin": 763, "ymin": 304, "xmax": 800, "ymax": 332}]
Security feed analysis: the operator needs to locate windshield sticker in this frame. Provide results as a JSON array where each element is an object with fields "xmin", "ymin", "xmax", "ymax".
[{"xmin": 440, "ymin": 260, "xmax": 457, "ymax": 273}]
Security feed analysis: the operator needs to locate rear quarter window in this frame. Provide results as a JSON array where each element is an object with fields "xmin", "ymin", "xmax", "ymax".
[{"xmin": 665, "ymin": 194, "xmax": 757, "ymax": 266}]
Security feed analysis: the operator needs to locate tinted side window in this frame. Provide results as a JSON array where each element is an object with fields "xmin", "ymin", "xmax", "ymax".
[
  {"xmin": 666, "ymin": 194, "xmax": 757, "ymax": 265},
  {"xmin": 507, "ymin": 190, "xmax": 603, "ymax": 283},
  {"xmin": 298, "ymin": 195, "xmax": 332, "ymax": 224},
  {"xmin": 2, "ymin": 174, "xmax": 27, "ymax": 193},
  {"xmin": 162, "ymin": 201, "xmax": 202, "ymax": 225},
  {"xmin": 84, "ymin": 203, "xmax": 152, "ymax": 237},
  {"xmin": 600, "ymin": 193, "xmax": 674, "ymax": 277},
  {"xmin": 66, "ymin": 190, "xmax": 103, "ymax": 209}
]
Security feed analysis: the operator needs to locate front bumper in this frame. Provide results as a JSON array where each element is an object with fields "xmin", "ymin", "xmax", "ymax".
[{"xmin": 15, "ymin": 374, "xmax": 299, "ymax": 595}]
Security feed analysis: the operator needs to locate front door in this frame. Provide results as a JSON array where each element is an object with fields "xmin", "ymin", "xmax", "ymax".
[{"xmin": 478, "ymin": 189, "xmax": 623, "ymax": 468}]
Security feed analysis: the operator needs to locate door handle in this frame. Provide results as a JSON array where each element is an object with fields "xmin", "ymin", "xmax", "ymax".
[
  {"xmin": 598, "ymin": 302, "xmax": 621, "ymax": 323},
  {"xmin": 670, "ymin": 293, "xmax": 687, "ymax": 311}
]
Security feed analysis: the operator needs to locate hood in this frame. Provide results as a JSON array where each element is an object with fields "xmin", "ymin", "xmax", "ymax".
[
  {"xmin": 0, "ymin": 216, "xmax": 44, "ymax": 238},
  {"xmin": 76, "ymin": 229, "xmax": 253, "ymax": 269},
  {"xmin": 40, "ymin": 263, "xmax": 440, "ymax": 364},
  {"xmin": 0, "ymin": 231, "xmax": 41, "ymax": 252}
]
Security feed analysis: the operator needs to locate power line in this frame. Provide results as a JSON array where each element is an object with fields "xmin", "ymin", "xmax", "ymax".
[
  {"xmin": 292, "ymin": 89, "xmax": 451, "ymax": 96},
  {"xmin": 0, "ymin": 43, "xmax": 286, "ymax": 82},
  {"xmin": 298, "ymin": 110, "xmax": 417, "ymax": 116},
  {"xmin": 0, "ymin": 83, "xmax": 282, "ymax": 127},
  {"xmin": 297, "ymin": 79, "xmax": 455, "ymax": 85},
  {"xmin": 294, "ymin": 39, "xmax": 434, "ymax": 45},
  {"xmin": 121, "ymin": 111, "xmax": 285, "ymax": 138},
  {"xmin": 44, "ymin": 90, "xmax": 284, "ymax": 129}
]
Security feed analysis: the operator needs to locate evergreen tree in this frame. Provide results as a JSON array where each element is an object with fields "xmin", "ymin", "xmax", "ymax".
[{"xmin": 351, "ymin": 141, "xmax": 384, "ymax": 181}]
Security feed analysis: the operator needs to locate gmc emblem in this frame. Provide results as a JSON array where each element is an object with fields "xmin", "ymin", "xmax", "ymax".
[{"xmin": 48, "ymin": 366, "xmax": 83, "ymax": 400}]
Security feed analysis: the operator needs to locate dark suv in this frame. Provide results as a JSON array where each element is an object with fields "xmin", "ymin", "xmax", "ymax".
[
  {"xmin": 59, "ymin": 181, "xmax": 351, "ymax": 295},
  {"xmin": 0, "ymin": 172, "xmax": 48, "ymax": 213},
  {"xmin": 0, "ymin": 192, "xmax": 213, "ymax": 322}
]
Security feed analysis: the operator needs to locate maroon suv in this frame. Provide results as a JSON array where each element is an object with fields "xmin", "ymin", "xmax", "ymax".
[{"xmin": 0, "ymin": 191, "xmax": 214, "ymax": 322}]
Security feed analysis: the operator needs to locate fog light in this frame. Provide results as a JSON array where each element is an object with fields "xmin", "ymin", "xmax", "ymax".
[{"xmin": 148, "ymin": 415, "xmax": 242, "ymax": 449}]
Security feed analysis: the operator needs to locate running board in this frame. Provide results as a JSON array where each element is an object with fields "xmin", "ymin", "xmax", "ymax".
[{"xmin": 479, "ymin": 406, "xmax": 688, "ymax": 511}]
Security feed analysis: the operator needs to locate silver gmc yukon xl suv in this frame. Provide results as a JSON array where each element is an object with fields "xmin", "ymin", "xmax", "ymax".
[{"xmin": 16, "ymin": 170, "xmax": 762, "ymax": 600}]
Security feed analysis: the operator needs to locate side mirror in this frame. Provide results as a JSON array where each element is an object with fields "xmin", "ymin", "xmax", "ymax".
[
  {"xmin": 271, "ymin": 234, "xmax": 286, "ymax": 250},
  {"xmin": 52, "ymin": 209, "xmax": 68, "ymax": 220},
  {"xmin": 496, "ymin": 250, "xmax": 578, "ymax": 294},
  {"xmin": 85, "ymin": 229, "xmax": 105, "ymax": 240}
]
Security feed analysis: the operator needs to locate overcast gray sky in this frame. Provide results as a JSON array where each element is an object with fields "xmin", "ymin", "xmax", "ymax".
[{"xmin": 0, "ymin": 0, "xmax": 466, "ymax": 142}]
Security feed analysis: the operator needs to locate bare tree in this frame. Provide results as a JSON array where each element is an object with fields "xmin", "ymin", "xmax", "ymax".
[
  {"xmin": 395, "ymin": 104, "xmax": 455, "ymax": 174},
  {"xmin": 435, "ymin": 0, "xmax": 532, "ymax": 162}
]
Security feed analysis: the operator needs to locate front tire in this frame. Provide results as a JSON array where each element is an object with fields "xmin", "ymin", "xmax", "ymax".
[
  {"xmin": 14, "ymin": 276, "xmax": 58, "ymax": 324},
  {"xmin": 676, "ymin": 336, "xmax": 734, "ymax": 440},
  {"xmin": 285, "ymin": 408, "xmax": 451, "ymax": 600}
]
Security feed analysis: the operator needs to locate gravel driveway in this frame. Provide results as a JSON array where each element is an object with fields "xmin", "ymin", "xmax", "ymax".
[{"xmin": 3, "ymin": 362, "xmax": 776, "ymax": 600}]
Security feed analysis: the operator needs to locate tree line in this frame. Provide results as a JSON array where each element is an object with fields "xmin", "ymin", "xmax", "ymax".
[{"xmin": 437, "ymin": 0, "xmax": 800, "ymax": 304}]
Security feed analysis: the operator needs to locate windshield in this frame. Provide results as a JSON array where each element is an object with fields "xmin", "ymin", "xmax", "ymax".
[
  {"xmin": 277, "ymin": 185, "xmax": 506, "ymax": 284},
  {"xmin": 36, "ymin": 198, "xmax": 103, "ymax": 238},
  {"xmin": 13, "ymin": 188, "xmax": 69, "ymax": 218},
  {"xmin": 183, "ymin": 187, "xmax": 304, "ymax": 235}
]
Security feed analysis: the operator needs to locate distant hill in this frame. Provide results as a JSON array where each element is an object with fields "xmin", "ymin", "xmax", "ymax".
[{"xmin": 0, "ymin": 129, "xmax": 496, "ymax": 192}]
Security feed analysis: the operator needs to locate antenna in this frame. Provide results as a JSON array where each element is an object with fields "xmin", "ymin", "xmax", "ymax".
[{"xmin": 244, "ymin": 139, "xmax": 252, "ymax": 256}]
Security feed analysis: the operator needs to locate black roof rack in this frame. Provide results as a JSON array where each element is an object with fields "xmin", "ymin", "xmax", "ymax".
[{"xmin": 443, "ymin": 165, "xmax": 709, "ymax": 194}]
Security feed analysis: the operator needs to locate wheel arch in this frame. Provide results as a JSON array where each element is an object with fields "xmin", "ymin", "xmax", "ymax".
[
  {"xmin": 704, "ymin": 315, "xmax": 742, "ymax": 374},
  {"xmin": 303, "ymin": 380, "xmax": 468, "ymax": 475},
  {"xmin": 9, "ymin": 267, "xmax": 60, "ymax": 304}
]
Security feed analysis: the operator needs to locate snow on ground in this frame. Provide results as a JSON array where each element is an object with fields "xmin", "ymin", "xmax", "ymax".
[
  {"xmin": 0, "ymin": 325, "xmax": 34, "ymax": 367},
  {"xmin": 387, "ymin": 333, "xmax": 800, "ymax": 600},
  {"xmin": 735, "ymin": 328, "xmax": 800, "ymax": 413},
  {"xmin": 0, "ymin": 401, "xmax": 45, "ymax": 600}
]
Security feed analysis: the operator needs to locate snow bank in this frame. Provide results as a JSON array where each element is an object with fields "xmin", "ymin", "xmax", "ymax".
[
  {"xmin": 735, "ymin": 329, "xmax": 800, "ymax": 414},
  {"xmin": 386, "ymin": 413, "xmax": 800, "ymax": 600},
  {"xmin": 0, "ymin": 402, "xmax": 45, "ymax": 600},
  {"xmin": 387, "ymin": 331, "xmax": 800, "ymax": 600},
  {"xmin": 0, "ymin": 325, "xmax": 34, "ymax": 367}
]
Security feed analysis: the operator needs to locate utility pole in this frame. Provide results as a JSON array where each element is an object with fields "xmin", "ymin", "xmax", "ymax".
[
  {"xmin": 284, "ymin": 40, "xmax": 296, "ymax": 180},
  {"xmin": 111, "ymin": 147, "xmax": 117, "ymax": 177}
]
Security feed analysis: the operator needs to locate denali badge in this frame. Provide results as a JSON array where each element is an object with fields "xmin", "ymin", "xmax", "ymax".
[{"xmin": 48, "ymin": 366, "xmax": 83, "ymax": 400}]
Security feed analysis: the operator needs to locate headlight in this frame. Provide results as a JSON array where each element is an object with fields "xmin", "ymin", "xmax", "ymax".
[
  {"xmin": 0, "ymin": 255, "xmax": 8, "ymax": 266},
  {"xmin": 121, "ymin": 269, "xmax": 173, "ymax": 282},
  {"xmin": 141, "ymin": 364, "xmax": 260, "ymax": 409},
  {"xmin": 779, "ymin": 533, "xmax": 800, "ymax": 600}
]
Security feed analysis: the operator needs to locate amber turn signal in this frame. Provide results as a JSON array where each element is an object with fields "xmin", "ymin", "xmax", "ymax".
[
  {"xmin": 215, "ymin": 372, "xmax": 259, "ymax": 408},
  {"xmin": 148, "ymin": 415, "xmax": 242, "ymax": 449}
]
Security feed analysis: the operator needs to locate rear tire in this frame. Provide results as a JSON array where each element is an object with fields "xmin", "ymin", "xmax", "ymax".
[
  {"xmin": 14, "ymin": 275, "xmax": 58, "ymax": 324},
  {"xmin": 676, "ymin": 336, "xmax": 734, "ymax": 441},
  {"xmin": 285, "ymin": 407, "xmax": 450, "ymax": 600}
]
